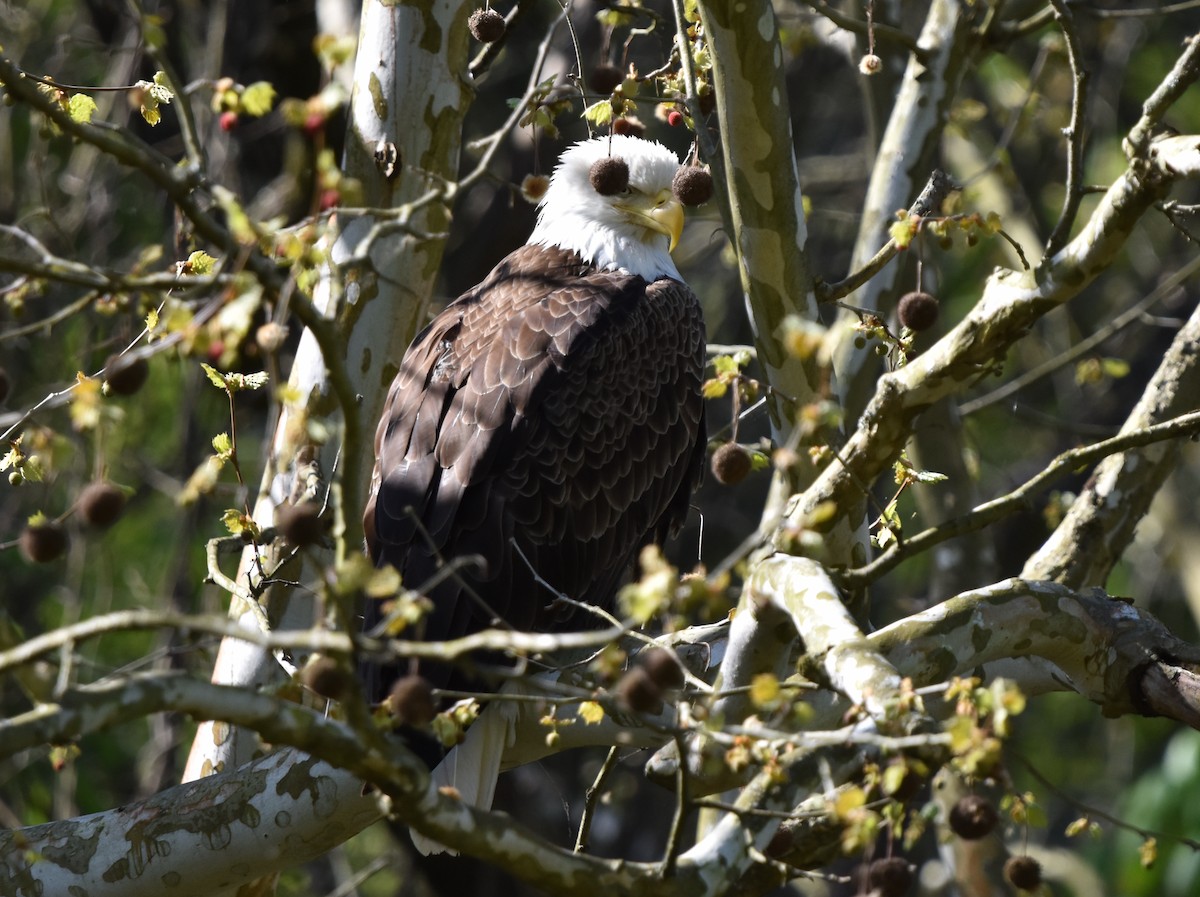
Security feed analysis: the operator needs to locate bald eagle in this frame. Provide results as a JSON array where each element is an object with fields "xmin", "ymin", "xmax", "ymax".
[{"xmin": 363, "ymin": 135, "xmax": 706, "ymax": 848}]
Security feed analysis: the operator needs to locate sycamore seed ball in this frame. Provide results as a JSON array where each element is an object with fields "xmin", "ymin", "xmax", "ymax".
[
  {"xmin": 948, "ymin": 794, "xmax": 998, "ymax": 840},
  {"xmin": 711, "ymin": 441, "xmax": 752, "ymax": 486},
  {"xmin": 897, "ymin": 290, "xmax": 940, "ymax": 332},
  {"xmin": 617, "ymin": 665, "xmax": 663, "ymax": 714},
  {"xmin": 859, "ymin": 53, "xmax": 883, "ymax": 75},
  {"xmin": 388, "ymin": 674, "xmax": 436, "ymax": 725},
  {"xmin": 277, "ymin": 500, "xmax": 324, "ymax": 547},
  {"xmin": 20, "ymin": 521, "xmax": 68, "ymax": 563},
  {"xmin": 303, "ymin": 656, "xmax": 353, "ymax": 701},
  {"xmin": 255, "ymin": 322, "xmax": 289, "ymax": 354},
  {"xmin": 672, "ymin": 166, "xmax": 714, "ymax": 206},
  {"xmin": 520, "ymin": 173, "xmax": 550, "ymax": 204},
  {"xmin": 590, "ymin": 63, "xmax": 623, "ymax": 96},
  {"xmin": 1004, "ymin": 856, "xmax": 1042, "ymax": 891},
  {"xmin": 865, "ymin": 857, "xmax": 913, "ymax": 897},
  {"xmin": 589, "ymin": 156, "xmax": 630, "ymax": 196},
  {"xmin": 79, "ymin": 481, "xmax": 127, "ymax": 529},
  {"xmin": 104, "ymin": 353, "xmax": 150, "ymax": 396},
  {"xmin": 640, "ymin": 647, "xmax": 684, "ymax": 690},
  {"xmin": 468, "ymin": 8, "xmax": 505, "ymax": 43},
  {"xmin": 611, "ymin": 117, "xmax": 645, "ymax": 138}
]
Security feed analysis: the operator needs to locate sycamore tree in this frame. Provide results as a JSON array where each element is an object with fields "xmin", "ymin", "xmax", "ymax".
[{"xmin": 3, "ymin": 1, "xmax": 1200, "ymax": 895}]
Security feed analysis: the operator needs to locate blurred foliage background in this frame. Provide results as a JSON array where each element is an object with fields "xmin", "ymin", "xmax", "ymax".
[{"xmin": 2, "ymin": 0, "xmax": 1200, "ymax": 894}]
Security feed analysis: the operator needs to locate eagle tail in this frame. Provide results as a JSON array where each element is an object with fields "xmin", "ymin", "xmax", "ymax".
[{"xmin": 409, "ymin": 694, "xmax": 519, "ymax": 856}]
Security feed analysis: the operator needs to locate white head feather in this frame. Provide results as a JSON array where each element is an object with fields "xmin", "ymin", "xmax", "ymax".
[{"xmin": 527, "ymin": 135, "xmax": 684, "ymax": 282}]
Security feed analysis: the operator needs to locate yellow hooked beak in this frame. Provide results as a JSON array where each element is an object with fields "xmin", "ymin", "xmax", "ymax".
[{"xmin": 615, "ymin": 189, "xmax": 685, "ymax": 252}]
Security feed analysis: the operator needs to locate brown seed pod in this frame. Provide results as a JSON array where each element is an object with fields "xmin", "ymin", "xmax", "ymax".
[
  {"xmin": 948, "ymin": 794, "xmax": 998, "ymax": 840},
  {"xmin": 520, "ymin": 173, "xmax": 550, "ymax": 204},
  {"xmin": 590, "ymin": 63, "xmax": 623, "ymax": 96},
  {"xmin": 20, "ymin": 521, "xmax": 68, "ymax": 563},
  {"xmin": 1004, "ymin": 855, "xmax": 1042, "ymax": 891},
  {"xmin": 611, "ymin": 117, "xmax": 645, "ymax": 138},
  {"xmin": 103, "ymin": 354, "xmax": 149, "ymax": 396},
  {"xmin": 276, "ymin": 500, "xmax": 324, "ymax": 547},
  {"xmin": 639, "ymin": 647, "xmax": 684, "ymax": 690},
  {"xmin": 711, "ymin": 441, "xmax": 752, "ymax": 486},
  {"xmin": 78, "ymin": 481, "xmax": 127, "ymax": 529},
  {"xmin": 388, "ymin": 674, "xmax": 436, "ymax": 725},
  {"xmin": 589, "ymin": 156, "xmax": 629, "ymax": 196},
  {"xmin": 865, "ymin": 857, "xmax": 914, "ymax": 897},
  {"xmin": 303, "ymin": 655, "xmax": 353, "ymax": 701},
  {"xmin": 617, "ymin": 665, "xmax": 663, "ymax": 714},
  {"xmin": 255, "ymin": 322, "xmax": 289, "ymax": 354},
  {"xmin": 897, "ymin": 291, "xmax": 940, "ymax": 332},
  {"xmin": 672, "ymin": 166, "xmax": 714, "ymax": 206},
  {"xmin": 468, "ymin": 8, "xmax": 505, "ymax": 43}
]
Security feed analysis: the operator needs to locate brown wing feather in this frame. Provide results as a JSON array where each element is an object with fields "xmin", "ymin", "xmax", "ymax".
[{"xmin": 364, "ymin": 244, "xmax": 705, "ymax": 691}]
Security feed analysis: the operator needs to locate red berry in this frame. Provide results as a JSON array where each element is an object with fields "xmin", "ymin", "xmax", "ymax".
[
  {"xmin": 219, "ymin": 111, "xmax": 238, "ymax": 132},
  {"xmin": 319, "ymin": 189, "xmax": 341, "ymax": 211},
  {"xmin": 667, "ymin": 109, "xmax": 683, "ymax": 127},
  {"xmin": 303, "ymin": 113, "xmax": 325, "ymax": 136}
]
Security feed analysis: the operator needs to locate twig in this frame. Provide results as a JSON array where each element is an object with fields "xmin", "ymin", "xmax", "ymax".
[
  {"xmin": 1125, "ymin": 31, "xmax": 1200, "ymax": 157},
  {"xmin": 1012, "ymin": 751, "xmax": 1200, "ymax": 851},
  {"xmin": 575, "ymin": 745, "xmax": 621, "ymax": 852},
  {"xmin": 801, "ymin": 0, "xmax": 922, "ymax": 56},
  {"xmin": 660, "ymin": 733, "xmax": 690, "ymax": 876},
  {"xmin": 1044, "ymin": 0, "xmax": 1089, "ymax": 257},
  {"xmin": 959, "ymin": 253, "xmax": 1200, "ymax": 416},
  {"xmin": 816, "ymin": 169, "xmax": 958, "ymax": 303},
  {"xmin": 837, "ymin": 409, "xmax": 1200, "ymax": 589}
]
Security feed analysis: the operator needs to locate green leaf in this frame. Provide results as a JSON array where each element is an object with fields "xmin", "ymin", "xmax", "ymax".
[
  {"xmin": 711, "ymin": 354, "xmax": 742, "ymax": 376},
  {"xmin": 133, "ymin": 76, "xmax": 173, "ymax": 126},
  {"xmin": 200, "ymin": 363, "xmax": 228, "ymax": 390},
  {"xmin": 185, "ymin": 250, "xmax": 217, "ymax": 275},
  {"xmin": 67, "ymin": 94, "xmax": 97, "ymax": 124},
  {"xmin": 578, "ymin": 701, "xmax": 605, "ymax": 725},
  {"xmin": 1101, "ymin": 357, "xmax": 1130, "ymax": 379},
  {"xmin": 582, "ymin": 98, "xmax": 614, "ymax": 127},
  {"xmin": 749, "ymin": 673, "xmax": 780, "ymax": 709},
  {"xmin": 211, "ymin": 432, "xmax": 233, "ymax": 458},
  {"xmin": 225, "ymin": 371, "xmax": 269, "ymax": 391},
  {"xmin": 240, "ymin": 81, "xmax": 277, "ymax": 117},
  {"xmin": 889, "ymin": 217, "xmax": 918, "ymax": 249},
  {"xmin": 222, "ymin": 508, "xmax": 260, "ymax": 538}
]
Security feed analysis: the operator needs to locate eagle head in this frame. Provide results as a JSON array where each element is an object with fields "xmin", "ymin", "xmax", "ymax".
[{"xmin": 527, "ymin": 135, "xmax": 686, "ymax": 282}]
